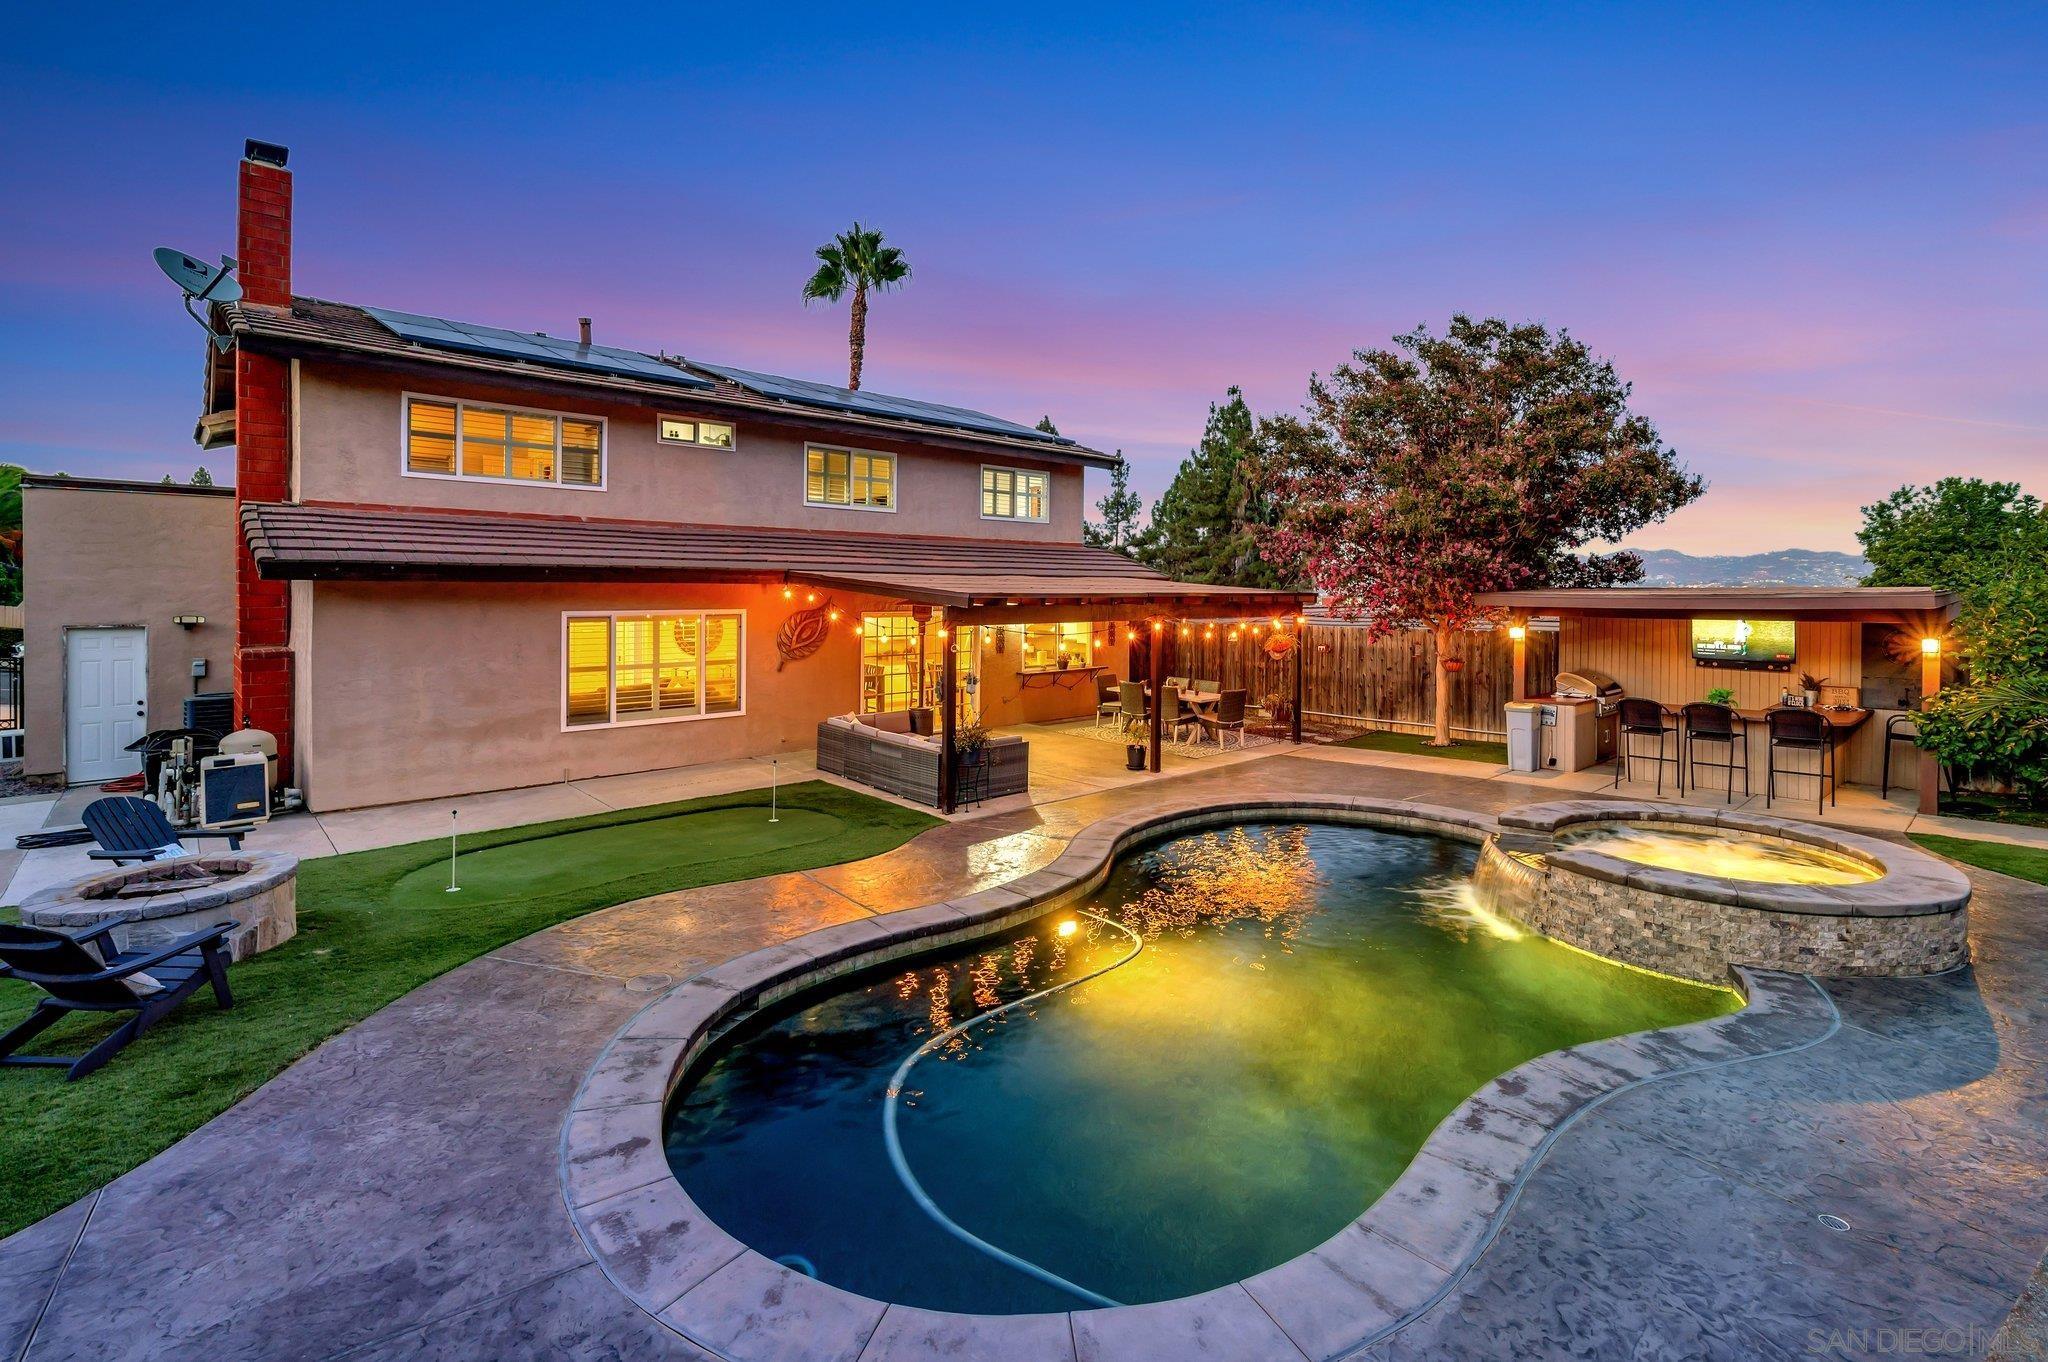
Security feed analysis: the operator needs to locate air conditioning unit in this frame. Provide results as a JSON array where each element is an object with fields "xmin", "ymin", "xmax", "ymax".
[{"xmin": 200, "ymin": 752, "xmax": 271, "ymax": 830}]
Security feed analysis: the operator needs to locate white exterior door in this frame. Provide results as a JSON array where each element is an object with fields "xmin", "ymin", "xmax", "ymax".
[{"xmin": 66, "ymin": 628, "xmax": 147, "ymax": 783}]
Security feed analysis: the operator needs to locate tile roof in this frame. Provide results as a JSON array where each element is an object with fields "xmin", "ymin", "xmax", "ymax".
[
  {"xmin": 241, "ymin": 502, "xmax": 1305, "ymax": 614},
  {"xmin": 218, "ymin": 299, "xmax": 1118, "ymax": 467}
]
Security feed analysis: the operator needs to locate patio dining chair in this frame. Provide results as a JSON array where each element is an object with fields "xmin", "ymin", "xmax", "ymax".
[
  {"xmin": 0, "ymin": 919, "xmax": 237, "ymax": 1081},
  {"xmin": 1192, "ymin": 678, "xmax": 1220, "ymax": 696},
  {"xmin": 1165, "ymin": 675, "xmax": 1191, "ymax": 691},
  {"xmin": 1159, "ymin": 685, "xmax": 1205, "ymax": 746},
  {"xmin": 1118, "ymin": 682, "xmax": 1149, "ymax": 735},
  {"xmin": 1199, "ymin": 690, "xmax": 1250, "ymax": 750},
  {"xmin": 1766, "ymin": 708, "xmax": 1836, "ymax": 813},
  {"xmin": 1680, "ymin": 702, "xmax": 1748, "ymax": 803},
  {"xmin": 1094, "ymin": 672, "xmax": 1122, "ymax": 728},
  {"xmin": 1614, "ymin": 698, "xmax": 1682, "ymax": 795}
]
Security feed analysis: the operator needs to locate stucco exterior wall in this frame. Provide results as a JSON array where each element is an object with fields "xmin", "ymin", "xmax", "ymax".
[
  {"xmin": 22, "ymin": 481, "xmax": 238, "ymax": 779},
  {"xmin": 295, "ymin": 580, "xmax": 896, "ymax": 809},
  {"xmin": 293, "ymin": 364, "xmax": 1087, "ymax": 542},
  {"xmin": 295, "ymin": 580, "xmax": 1139, "ymax": 810}
]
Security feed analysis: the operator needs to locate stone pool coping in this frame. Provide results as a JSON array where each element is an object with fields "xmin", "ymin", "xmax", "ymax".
[
  {"xmin": 1500, "ymin": 799, "xmax": 1973, "ymax": 918},
  {"xmin": 558, "ymin": 794, "xmax": 1842, "ymax": 1362}
]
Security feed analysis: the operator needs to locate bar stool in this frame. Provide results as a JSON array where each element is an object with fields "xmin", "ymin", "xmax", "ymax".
[
  {"xmin": 1880, "ymin": 713, "xmax": 1946, "ymax": 800},
  {"xmin": 1614, "ymin": 697, "xmax": 1683, "ymax": 794},
  {"xmin": 1766, "ymin": 708, "xmax": 1836, "ymax": 813},
  {"xmin": 1680, "ymin": 701, "xmax": 1748, "ymax": 803}
]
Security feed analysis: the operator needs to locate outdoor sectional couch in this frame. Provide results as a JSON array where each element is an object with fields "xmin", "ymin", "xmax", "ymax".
[{"xmin": 814, "ymin": 710, "xmax": 1028, "ymax": 807}]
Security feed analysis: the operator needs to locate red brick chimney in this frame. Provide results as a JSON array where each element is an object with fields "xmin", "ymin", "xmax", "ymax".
[{"xmin": 233, "ymin": 139, "xmax": 295, "ymax": 780}]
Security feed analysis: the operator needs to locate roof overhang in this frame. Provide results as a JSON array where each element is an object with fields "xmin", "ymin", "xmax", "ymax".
[
  {"xmin": 1476, "ymin": 586, "xmax": 1959, "ymax": 628},
  {"xmin": 241, "ymin": 502, "xmax": 1307, "ymax": 621}
]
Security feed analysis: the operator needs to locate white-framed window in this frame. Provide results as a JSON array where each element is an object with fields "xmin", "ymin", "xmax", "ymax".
[
  {"xmin": 1020, "ymin": 622, "xmax": 1093, "ymax": 672},
  {"xmin": 981, "ymin": 466, "xmax": 1048, "ymax": 522},
  {"xmin": 563, "ymin": 610, "xmax": 744, "ymax": 729},
  {"xmin": 805, "ymin": 445, "xmax": 895, "ymax": 511},
  {"xmin": 405, "ymin": 393, "xmax": 604, "ymax": 489},
  {"xmin": 658, "ymin": 416, "xmax": 737, "ymax": 449}
]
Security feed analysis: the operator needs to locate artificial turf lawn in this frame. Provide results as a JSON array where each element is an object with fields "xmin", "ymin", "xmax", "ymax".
[
  {"xmin": 1909, "ymin": 833, "xmax": 2048, "ymax": 887},
  {"xmin": 1336, "ymin": 730, "xmax": 1509, "ymax": 764},
  {"xmin": 0, "ymin": 781, "xmax": 937, "ymax": 1238}
]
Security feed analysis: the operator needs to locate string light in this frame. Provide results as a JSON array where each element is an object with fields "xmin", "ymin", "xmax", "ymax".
[
  {"xmin": 1179, "ymin": 626, "xmax": 1190, "ymax": 639},
  {"xmin": 1204, "ymin": 626, "xmax": 1216, "ymax": 639},
  {"xmin": 781, "ymin": 587, "xmax": 794, "ymax": 601},
  {"xmin": 806, "ymin": 591, "xmax": 818, "ymax": 604},
  {"xmin": 828, "ymin": 609, "xmax": 841, "ymax": 622}
]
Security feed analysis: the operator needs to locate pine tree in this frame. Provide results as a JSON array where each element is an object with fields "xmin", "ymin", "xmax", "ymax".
[
  {"xmin": 1133, "ymin": 388, "xmax": 1290, "ymax": 586},
  {"xmin": 1035, "ymin": 416, "xmax": 1060, "ymax": 436},
  {"xmin": 1084, "ymin": 453, "xmax": 1143, "ymax": 555}
]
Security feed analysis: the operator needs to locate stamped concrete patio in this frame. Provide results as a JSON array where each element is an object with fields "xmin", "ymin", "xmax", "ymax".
[{"xmin": 3, "ymin": 749, "xmax": 2044, "ymax": 1361}]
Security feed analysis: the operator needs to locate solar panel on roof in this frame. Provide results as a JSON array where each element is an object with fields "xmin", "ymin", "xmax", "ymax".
[
  {"xmin": 687, "ymin": 360, "xmax": 1070, "ymax": 444},
  {"xmin": 364, "ymin": 307, "xmax": 714, "ymax": 390}
]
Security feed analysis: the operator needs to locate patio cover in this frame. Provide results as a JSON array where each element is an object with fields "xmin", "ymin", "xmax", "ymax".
[
  {"xmin": 240, "ymin": 501, "xmax": 1309, "ymax": 621},
  {"xmin": 1476, "ymin": 586, "xmax": 1958, "ymax": 629}
]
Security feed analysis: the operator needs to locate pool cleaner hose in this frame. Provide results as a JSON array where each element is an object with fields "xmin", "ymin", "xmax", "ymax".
[{"xmin": 881, "ymin": 908, "xmax": 1143, "ymax": 1310}]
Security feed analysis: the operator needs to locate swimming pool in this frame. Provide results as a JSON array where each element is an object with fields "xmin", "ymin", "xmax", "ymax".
[{"xmin": 664, "ymin": 821, "xmax": 1737, "ymax": 1314}]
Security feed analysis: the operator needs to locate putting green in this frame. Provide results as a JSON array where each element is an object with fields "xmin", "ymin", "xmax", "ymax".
[{"xmin": 389, "ymin": 806, "xmax": 849, "ymax": 908}]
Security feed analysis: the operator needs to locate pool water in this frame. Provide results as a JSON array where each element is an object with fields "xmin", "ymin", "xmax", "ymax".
[
  {"xmin": 665, "ymin": 823, "xmax": 1738, "ymax": 1313},
  {"xmin": 1560, "ymin": 822, "xmax": 1879, "ymax": 885}
]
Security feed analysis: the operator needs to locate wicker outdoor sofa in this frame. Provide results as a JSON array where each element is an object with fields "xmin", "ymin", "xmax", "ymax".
[{"xmin": 814, "ymin": 710, "xmax": 1028, "ymax": 807}]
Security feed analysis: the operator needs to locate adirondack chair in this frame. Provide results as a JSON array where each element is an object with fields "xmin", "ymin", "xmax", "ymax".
[
  {"xmin": 82, "ymin": 795, "xmax": 245, "ymax": 866},
  {"xmin": 0, "ymin": 920, "xmax": 236, "ymax": 1080}
]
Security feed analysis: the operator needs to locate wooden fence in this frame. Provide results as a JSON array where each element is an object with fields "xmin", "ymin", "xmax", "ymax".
[{"xmin": 1137, "ymin": 623, "xmax": 1558, "ymax": 740}]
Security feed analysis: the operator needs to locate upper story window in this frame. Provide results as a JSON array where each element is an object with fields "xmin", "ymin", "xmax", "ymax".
[
  {"xmin": 406, "ymin": 395, "xmax": 603, "ymax": 489},
  {"xmin": 981, "ymin": 466, "xmax": 1048, "ymax": 522},
  {"xmin": 806, "ymin": 445, "xmax": 895, "ymax": 511},
  {"xmin": 658, "ymin": 416, "xmax": 736, "ymax": 449}
]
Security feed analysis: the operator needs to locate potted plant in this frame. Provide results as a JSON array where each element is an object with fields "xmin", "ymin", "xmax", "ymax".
[
  {"xmin": 955, "ymin": 720, "xmax": 990, "ymax": 769},
  {"xmin": 1798, "ymin": 672, "xmax": 1828, "ymax": 708},
  {"xmin": 1706, "ymin": 686, "xmax": 1735, "ymax": 706},
  {"xmin": 1122, "ymin": 715, "xmax": 1148, "ymax": 771}
]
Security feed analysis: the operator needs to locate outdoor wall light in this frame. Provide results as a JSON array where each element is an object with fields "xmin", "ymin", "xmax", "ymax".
[
  {"xmin": 1508, "ymin": 624, "xmax": 1527, "ymax": 641},
  {"xmin": 1921, "ymin": 636, "xmax": 1941, "ymax": 656},
  {"xmin": 172, "ymin": 613, "xmax": 206, "ymax": 629}
]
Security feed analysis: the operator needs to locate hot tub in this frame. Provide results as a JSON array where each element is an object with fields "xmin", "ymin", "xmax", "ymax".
[{"xmin": 1474, "ymin": 801, "xmax": 1971, "ymax": 981}]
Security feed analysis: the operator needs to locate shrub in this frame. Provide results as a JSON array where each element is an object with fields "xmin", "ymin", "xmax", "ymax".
[{"xmin": 1917, "ymin": 675, "xmax": 2048, "ymax": 804}]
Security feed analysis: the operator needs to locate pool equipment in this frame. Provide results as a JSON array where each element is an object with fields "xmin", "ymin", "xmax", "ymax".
[{"xmin": 881, "ymin": 908, "xmax": 1143, "ymax": 1309}]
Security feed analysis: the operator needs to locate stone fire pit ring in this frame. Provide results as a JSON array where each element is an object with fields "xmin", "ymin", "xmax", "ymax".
[{"xmin": 20, "ymin": 851, "xmax": 299, "ymax": 961}]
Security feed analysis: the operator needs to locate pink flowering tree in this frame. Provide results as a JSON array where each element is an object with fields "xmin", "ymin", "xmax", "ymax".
[{"xmin": 1262, "ymin": 316, "xmax": 1701, "ymax": 745}]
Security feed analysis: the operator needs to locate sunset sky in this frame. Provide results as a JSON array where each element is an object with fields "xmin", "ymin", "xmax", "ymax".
[{"xmin": 3, "ymin": 4, "xmax": 2042, "ymax": 554}]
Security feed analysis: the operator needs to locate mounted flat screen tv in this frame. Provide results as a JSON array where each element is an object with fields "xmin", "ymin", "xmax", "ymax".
[{"xmin": 1691, "ymin": 617, "xmax": 1795, "ymax": 671}]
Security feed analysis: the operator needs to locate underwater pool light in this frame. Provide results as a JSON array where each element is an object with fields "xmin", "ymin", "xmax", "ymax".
[{"xmin": 1057, "ymin": 919, "xmax": 1078, "ymax": 938}]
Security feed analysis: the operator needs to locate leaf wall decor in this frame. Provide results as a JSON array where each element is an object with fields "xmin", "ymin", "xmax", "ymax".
[{"xmin": 776, "ymin": 596, "xmax": 834, "ymax": 671}]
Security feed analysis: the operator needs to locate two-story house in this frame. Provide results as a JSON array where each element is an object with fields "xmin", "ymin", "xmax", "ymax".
[{"xmin": 36, "ymin": 141, "xmax": 1301, "ymax": 813}]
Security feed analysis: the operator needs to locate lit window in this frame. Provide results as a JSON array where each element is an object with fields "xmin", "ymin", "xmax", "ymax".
[
  {"xmin": 806, "ymin": 445, "xmax": 895, "ymax": 510},
  {"xmin": 1021, "ymin": 623, "xmax": 1093, "ymax": 672},
  {"xmin": 407, "ymin": 395, "xmax": 604, "ymax": 488},
  {"xmin": 658, "ymin": 416, "xmax": 737, "ymax": 450},
  {"xmin": 563, "ymin": 612, "xmax": 744, "ymax": 727},
  {"xmin": 981, "ymin": 466, "xmax": 1048, "ymax": 521}
]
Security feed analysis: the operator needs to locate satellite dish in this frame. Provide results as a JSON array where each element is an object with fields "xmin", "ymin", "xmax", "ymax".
[{"xmin": 154, "ymin": 246, "xmax": 242, "ymax": 351}]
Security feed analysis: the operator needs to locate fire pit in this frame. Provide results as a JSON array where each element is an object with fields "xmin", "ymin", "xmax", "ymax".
[{"xmin": 20, "ymin": 851, "xmax": 298, "ymax": 961}]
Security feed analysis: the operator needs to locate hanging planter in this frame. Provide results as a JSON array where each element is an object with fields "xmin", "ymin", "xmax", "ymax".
[{"xmin": 1441, "ymin": 656, "xmax": 1466, "ymax": 673}]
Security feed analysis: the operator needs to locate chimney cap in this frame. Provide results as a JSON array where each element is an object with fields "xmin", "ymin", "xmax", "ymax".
[{"xmin": 244, "ymin": 139, "xmax": 290, "ymax": 168}]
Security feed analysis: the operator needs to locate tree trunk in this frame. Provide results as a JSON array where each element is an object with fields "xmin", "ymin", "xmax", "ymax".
[
  {"xmin": 1429, "ymin": 622, "xmax": 1454, "ymax": 746},
  {"xmin": 848, "ymin": 283, "xmax": 868, "ymax": 390}
]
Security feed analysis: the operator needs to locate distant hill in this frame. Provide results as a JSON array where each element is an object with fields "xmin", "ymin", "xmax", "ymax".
[{"xmin": 1627, "ymin": 548, "xmax": 1870, "ymax": 588}]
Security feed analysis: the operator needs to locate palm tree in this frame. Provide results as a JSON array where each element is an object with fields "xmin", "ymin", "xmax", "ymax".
[{"xmin": 801, "ymin": 223, "xmax": 911, "ymax": 391}]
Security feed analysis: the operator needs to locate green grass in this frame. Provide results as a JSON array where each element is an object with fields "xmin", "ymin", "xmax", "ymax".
[
  {"xmin": 0, "ymin": 781, "xmax": 937, "ymax": 1237},
  {"xmin": 1336, "ymin": 730, "xmax": 1509, "ymax": 765},
  {"xmin": 1910, "ymin": 833, "xmax": 2048, "ymax": 887}
]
